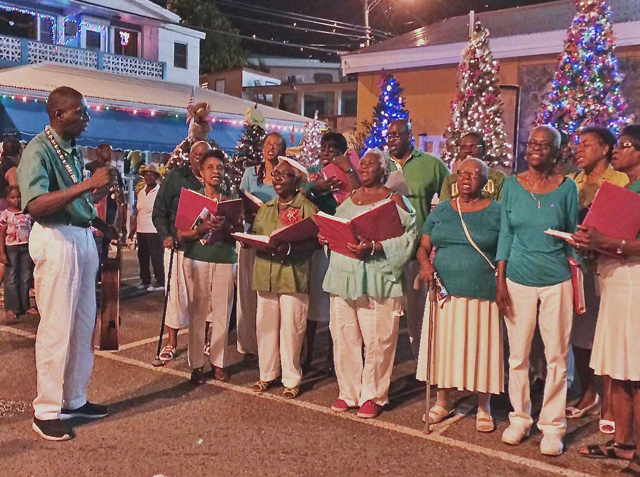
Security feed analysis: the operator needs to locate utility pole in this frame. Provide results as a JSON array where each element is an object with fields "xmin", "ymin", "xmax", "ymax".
[{"xmin": 364, "ymin": 0, "xmax": 383, "ymax": 46}]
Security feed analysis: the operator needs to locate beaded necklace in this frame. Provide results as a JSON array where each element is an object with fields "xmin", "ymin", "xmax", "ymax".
[{"xmin": 44, "ymin": 126, "xmax": 80, "ymax": 184}]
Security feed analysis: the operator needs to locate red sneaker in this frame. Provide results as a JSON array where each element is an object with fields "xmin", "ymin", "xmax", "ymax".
[
  {"xmin": 357, "ymin": 400, "xmax": 382, "ymax": 419},
  {"xmin": 331, "ymin": 399, "xmax": 354, "ymax": 413}
]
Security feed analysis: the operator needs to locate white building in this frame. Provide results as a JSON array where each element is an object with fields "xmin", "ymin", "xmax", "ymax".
[{"xmin": 0, "ymin": 0, "xmax": 205, "ymax": 85}]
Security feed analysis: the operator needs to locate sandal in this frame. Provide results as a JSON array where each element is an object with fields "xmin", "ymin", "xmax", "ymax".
[
  {"xmin": 599, "ymin": 419, "xmax": 615, "ymax": 435},
  {"xmin": 579, "ymin": 440, "xmax": 635, "ymax": 459},
  {"xmin": 476, "ymin": 411, "xmax": 495, "ymax": 433},
  {"xmin": 203, "ymin": 342, "xmax": 211, "ymax": 356},
  {"xmin": 282, "ymin": 387, "xmax": 300, "ymax": 400},
  {"xmin": 566, "ymin": 394, "xmax": 600, "ymax": 419},
  {"xmin": 622, "ymin": 453, "xmax": 640, "ymax": 476},
  {"xmin": 252, "ymin": 380, "xmax": 274, "ymax": 393},
  {"xmin": 213, "ymin": 366, "xmax": 230, "ymax": 382},
  {"xmin": 158, "ymin": 345, "xmax": 176, "ymax": 362},
  {"xmin": 421, "ymin": 405, "xmax": 454, "ymax": 425},
  {"xmin": 26, "ymin": 307, "xmax": 39, "ymax": 315}
]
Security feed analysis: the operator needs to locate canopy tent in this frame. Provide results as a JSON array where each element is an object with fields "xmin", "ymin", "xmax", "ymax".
[{"xmin": 0, "ymin": 63, "xmax": 307, "ymax": 152}]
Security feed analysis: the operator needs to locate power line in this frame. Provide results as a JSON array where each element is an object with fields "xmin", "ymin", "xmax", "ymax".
[
  {"xmin": 74, "ymin": 0, "xmax": 349, "ymax": 55},
  {"xmin": 213, "ymin": 0, "xmax": 392, "ymax": 37}
]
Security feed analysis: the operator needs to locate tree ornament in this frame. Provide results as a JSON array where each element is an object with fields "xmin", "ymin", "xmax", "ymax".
[
  {"xmin": 442, "ymin": 21, "xmax": 513, "ymax": 168},
  {"xmin": 228, "ymin": 106, "xmax": 267, "ymax": 194},
  {"xmin": 296, "ymin": 111, "xmax": 327, "ymax": 168}
]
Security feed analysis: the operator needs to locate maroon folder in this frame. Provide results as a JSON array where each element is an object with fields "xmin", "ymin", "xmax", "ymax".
[
  {"xmin": 321, "ymin": 150, "xmax": 360, "ymax": 204},
  {"xmin": 583, "ymin": 182, "xmax": 640, "ymax": 239},
  {"xmin": 174, "ymin": 188, "xmax": 242, "ymax": 231},
  {"xmin": 232, "ymin": 217, "xmax": 319, "ymax": 252}
]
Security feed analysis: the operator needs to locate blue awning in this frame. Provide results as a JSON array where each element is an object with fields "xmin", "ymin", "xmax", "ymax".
[{"xmin": 0, "ymin": 99, "xmax": 247, "ymax": 153}]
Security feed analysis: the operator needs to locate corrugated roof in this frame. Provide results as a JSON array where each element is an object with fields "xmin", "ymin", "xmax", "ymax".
[
  {"xmin": 0, "ymin": 63, "xmax": 308, "ymax": 125},
  {"xmin": 345, "ymin": 0, "xmax": 640, "ymax": 56}
]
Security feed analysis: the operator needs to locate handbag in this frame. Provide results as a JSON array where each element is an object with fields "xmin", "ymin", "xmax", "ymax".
[{"xmin": 455, "ymin": 198, "xmax": 497, "ymax": 276}]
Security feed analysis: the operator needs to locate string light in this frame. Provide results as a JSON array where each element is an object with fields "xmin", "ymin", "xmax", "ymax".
[
  {"xmin": 0, "ymin": 4, "xmax": 57, "ymax": 42},
  {"xmin": 59, "ymin": 19, "xmax": 107, "ymax": 46}
]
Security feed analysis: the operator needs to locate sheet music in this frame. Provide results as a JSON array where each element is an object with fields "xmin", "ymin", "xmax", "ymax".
[{"xmin": 385, "ymin": 170, "xmax": 411, "ymax": 196}]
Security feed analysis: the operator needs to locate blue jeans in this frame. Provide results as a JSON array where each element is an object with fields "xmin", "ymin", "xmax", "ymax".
[{"xmin": 4, "ymin": 243, "xmax": 33, "ymax": 314}]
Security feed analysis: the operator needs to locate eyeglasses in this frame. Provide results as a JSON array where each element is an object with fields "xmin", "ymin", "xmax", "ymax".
[
  {"xmin": 387, "ymin": 132, "xmax": 406, "ymax": 140},
  {"xmin": 460, "ymin": 144, "xmax": 483, "ymax": 151},
  {"xmin": 615, "ymin": 142, "xmax": 635, "ymax": 150},
  {"xmin": 271, "ymin": 171, "xmax": 297, "ymax": 180},
  {"xmin": 457, "ymin": 171, "xmax": 481, "ymax": 180},
  {"xmin": 526, "ymin": 140, "xmax": 552, "ymax": 150}
]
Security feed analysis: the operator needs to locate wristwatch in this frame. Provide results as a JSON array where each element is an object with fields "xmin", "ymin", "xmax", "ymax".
[{"xmin": 344, "ymin": 167, "xmax": 355, "ymax": 174}]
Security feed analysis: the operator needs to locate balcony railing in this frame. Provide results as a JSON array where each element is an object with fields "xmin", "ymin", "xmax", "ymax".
[{"xmin": 0, "ymin": 34, "xmax": 165, "ymax": 80}]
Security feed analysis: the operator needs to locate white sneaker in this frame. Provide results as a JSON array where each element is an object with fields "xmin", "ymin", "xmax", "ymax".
[
  {"xmin": 501, "ymin": 423, "xmax": 530, "ymax": 446},
  {"xmin": 540, "ymin": 434, "xmax": 564, "ymax": 456}
]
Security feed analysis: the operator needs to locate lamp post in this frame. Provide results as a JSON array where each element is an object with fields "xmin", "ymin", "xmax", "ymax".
[{"xmin": 364, "ymin": 0, "xmax": 384, "ymax": 46}]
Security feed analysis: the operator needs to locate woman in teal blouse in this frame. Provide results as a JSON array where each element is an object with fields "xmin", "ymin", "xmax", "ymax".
[
  {"xmin": 496, "ymin": 126, "xmax": 579, "ymax": 457},
  {"xmin": 416, "ymin": 158, "xmax": 503, "ymax": 433},
  {"xmin": 177, "ymin": 150, "xmax": 239, "ymax": 384},
  {"xmin": 321, "ymin": 148, "xmax": 418, "ymax": 420}
]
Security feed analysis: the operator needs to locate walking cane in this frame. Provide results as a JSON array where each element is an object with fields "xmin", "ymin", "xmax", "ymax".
[
  {"xmin": 151, "ymin": 246, "xmax": 175, "ymax": 367},
  {"xmin": 423, "ymin": 282, "xmax": 437, "ymax": 434}
]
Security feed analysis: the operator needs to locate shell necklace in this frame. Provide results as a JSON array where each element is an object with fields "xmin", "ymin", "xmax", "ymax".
[{"xmin": 45, "ymin": 126, "xmax": 80, "ymax": 184}]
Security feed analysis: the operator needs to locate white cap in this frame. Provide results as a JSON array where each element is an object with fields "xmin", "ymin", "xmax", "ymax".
[{"xmin": 277, "ymin": 156, "xmax": 310, "ymax": 183}]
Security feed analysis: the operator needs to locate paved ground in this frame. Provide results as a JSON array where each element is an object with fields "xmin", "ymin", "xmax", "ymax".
[{"xmin": 0, "ymin": 251, "xmax": 620, "ymax": 476}]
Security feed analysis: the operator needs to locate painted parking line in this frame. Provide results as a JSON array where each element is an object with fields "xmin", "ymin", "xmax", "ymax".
[
  {"xmin": 0, "ymin": 325, "xmax": 594, "ymax": 477},
  {"xmin": 118, "ymin": 329, "xmax": 189, "ymax": 350}
]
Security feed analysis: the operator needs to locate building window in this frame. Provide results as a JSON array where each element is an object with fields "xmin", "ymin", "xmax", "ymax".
[
  {"xmin": 114, "ymin": 27, "xmax": 138, "ymax": 57},
  {"xmin": 85, "ymin": 30, "xmax": 101, "ymax": 51},
  {"xmin": 215, "ymin": 79, "xmax": 226, "ymax": 94},
  {"xmin": 38, "ymin": 16, "xmax": 55, "ymax": 43},
  {"xmin": 174, "ymin": 42, "xmax": 188, "ymax": 69}
]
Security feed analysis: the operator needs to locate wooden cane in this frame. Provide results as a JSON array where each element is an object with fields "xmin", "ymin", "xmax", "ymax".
[
  {"xmin": 423, "ymin": 283, "xmax": 437, "ymax": 434},
  {"xmin": 151, "ymin": 246, "xmax": 175, "ymax": 366}
]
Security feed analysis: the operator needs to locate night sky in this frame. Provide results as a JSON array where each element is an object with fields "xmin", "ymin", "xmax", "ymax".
[{"xmin": 212, "ymin": 0, "xmax": 561, "ymax": 60}]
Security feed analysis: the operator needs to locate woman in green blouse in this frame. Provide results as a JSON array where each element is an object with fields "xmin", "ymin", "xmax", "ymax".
[
  {"xmin": 416, "ymin": 158, "xmax": 503, "ymax": 433},
  {"xmin": 321, "ymin": 148, "xmax": 418, "ymax": 420},
  {"xmin": 496, "ymin": 125, "xmax": 579, "ymax": 456},
  {"xmin": 250, "ymin": 157, "xmax": 319, "ymax": 399},
  {"xmin": 177, "ymin": 150, "xmax": 239, "ymax": 384}
]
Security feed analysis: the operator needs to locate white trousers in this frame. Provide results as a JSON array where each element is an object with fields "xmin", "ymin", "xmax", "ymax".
[
  {"xmin": 164, "ymin": 248, "xmax": 189, "ymax": 330},
  {"xmin": 256, "ymin": 292, "xmax": 308, "ymax": 388},
  {"xmin": 236, "ymin": 244, "xmax": 258, "ymax": 354},
  {"xmin": 183, "ymin": 259, "xmax": 234, "ymax": 370},
  {"xmin": 505, "ymin": 279, "xmax": 573, "ymax": 436},
  {"xmin": 30, "ymin": 223, "xmax": 99, "ymax": 420},
  {"xmin": 330, "ymin": 295, "xmax": 402, "ymax": 407},
  {"xmin": 403, "ymin": 260, "xmax": 426, "ymax": 359}
]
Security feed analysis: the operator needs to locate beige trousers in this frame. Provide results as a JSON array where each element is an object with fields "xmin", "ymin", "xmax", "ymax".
[
  {"xmin": 330, "ymin": 295, "xmax": 403, "ymax": 407},
  {"xmin": 403, "ymin": 259, "xmax": 426, "ymax": 359},
  {"xmin": 164, "ymin": 248, "xmax": 189, "ymax": 330},
  {"xmin": 256, "ymin": 292, "xmax": 309, "ymax": 388},
  {"xmin": 505, "ymin": 279, "xmax": 573, "ymax": 436},
  {"xmin": 183, "ymin": 259, "xmax": 235, "ymax": 370},
  {"xmin": 236, "ymin": 244, "xmax": 258, "ymax": 354},
  {"xmin": 30, "ymin": 224, "xmax": 99, "ymax": 420}
]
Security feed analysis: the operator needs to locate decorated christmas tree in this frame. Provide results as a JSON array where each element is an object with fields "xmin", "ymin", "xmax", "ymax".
[
  {"xmin": 443, "ymin": 22, "xmax": 513, "ymax": 168},
  {"xmin": 364, "ymin": 73, "xmax": 412, "ymax": 151},
  {"xmin": 297, "ymin": 111, "xmax": 327, "ymax": 168},
  {"xmin": 228, "ymin": 106, "xmax": 267, "ymax": 194},
  {"xmin": 536, "ymin": 0, "xmax": 632, "ymax": 140}
]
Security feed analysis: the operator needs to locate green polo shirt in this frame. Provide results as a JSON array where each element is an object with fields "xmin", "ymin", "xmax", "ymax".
[
  {"xmin": 252, "ymin": 192, "xmax": 318, "ymax": 294},
  {"xmin": 387, "ymin": 148, "xmax": 449, "ymax": 232},
  {"xmin": 17, "ymin": 129, "xmax": 96, "ymax": 226},
  {"xmin": 152, "ymin": 164, "xmax": 202, "ymax": 244},
  {"xmin": 440, "ymin": 168, "xmax": 506, "ymax": 202}
]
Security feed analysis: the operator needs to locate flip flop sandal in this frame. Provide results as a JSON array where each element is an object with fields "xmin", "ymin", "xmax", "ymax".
[
  {"xmin": 159, "ymin": 345, "xmax": 176, "ymax": 362},
  {"xmin": 203, "ymin": 343, "xmax": 211, "ymax": 356},
  {"xmin": 422, "ymin": 405, "xmax": 454, "ymax": 425},
  {"xmin": 252, "ymin": 380, "xmax": 274, "ymax": 393},
  {"xmin": 282, "ymin": 387, "xmax": 300, "ymax": 399},
  {"xmin": 566, "ymin": 394, "xmax": 601, "ymax": 419},
  {"xmin": 599, "ymin": 419, "xmax": 616, "ymax": 435},
  {"xmin": 580, "ymin": 440, "xmax": 635, "ymax": 459},
  {"xmin": 622, "ymin": 453, "xmax": 640, "ymax": 476},
  {"xmin": 476, "ymin": 411, "xmax": 495, "ymax": 433}
]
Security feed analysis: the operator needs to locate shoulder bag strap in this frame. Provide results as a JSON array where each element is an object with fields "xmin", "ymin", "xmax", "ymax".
[{"xmin": 455, "ymin": 198, "xmax": 497, "ymax": 275}]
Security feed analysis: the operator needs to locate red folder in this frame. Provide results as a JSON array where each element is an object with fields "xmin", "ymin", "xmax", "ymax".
[
  {"xmin": 321, "ymin": 150, "xmax": 360, "ymax": 203},
  {"xmin": 232, "ymin": 217, "xmax": 319, "ymax": 252},
  {"xmin": 314, "ymin": 199, "xmax": 404, "ymax": 259},
  {"xmin": 583, "ymin": 182, "xmax": 640, "ymax": 239},
  {"xmin": 174, "ymin": 188, "xmax": 242, "ymax": 231},
  {"xmin": 239, "ymin": 189, "xmax": 263, "ymax": 216}
]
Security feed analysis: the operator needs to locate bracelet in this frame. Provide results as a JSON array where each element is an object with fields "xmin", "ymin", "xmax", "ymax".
[
  {"xmin": 616, "ymin": 239, "xmax": 627, "ymax": 255},
  {"xmin": 370, "ymin": 241, "xmax": 376, "ymax": 256},
  {"xmin": 344, "ymin": 167, "xmax": 355, "ymax": 174},
  {"xmin": 286, "ymin": 243, "xmax": 292, "ymax": 257}
]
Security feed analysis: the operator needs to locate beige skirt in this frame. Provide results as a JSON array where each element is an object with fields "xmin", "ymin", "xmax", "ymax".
[
  {"xmin": 416, "ymin": 296, "xmax": 504, "ymax": 395},
  {"xmin": 591, "ymin": 256, "xmax": 640, "ymax": 381}
]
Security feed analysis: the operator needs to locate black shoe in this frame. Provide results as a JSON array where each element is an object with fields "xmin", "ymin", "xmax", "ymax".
[
  {"xmin": 190, "ymin": 367, "xmax": 205, "ymax": 385},
  {"xmin": 242, "ymin": 353, "xmax": 258, "ymax": 363},
  {"xmin": 60, "ymin": 402, "xmax": 109, "ymax": 420},
  {"xmin": 32, "ymin": 418, "xmax": 74, "ymax": 441}
]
